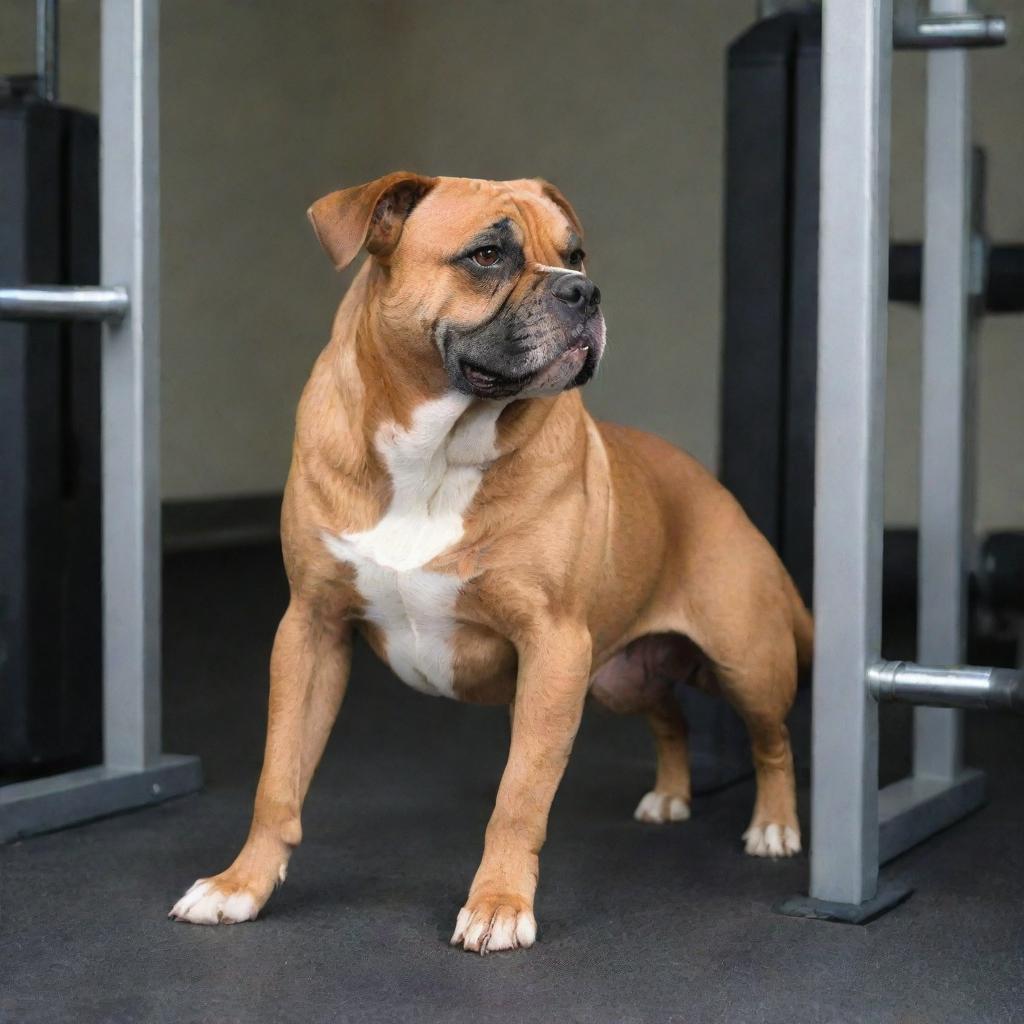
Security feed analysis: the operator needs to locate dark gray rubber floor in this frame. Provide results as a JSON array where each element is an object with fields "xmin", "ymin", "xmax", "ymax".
[{"xmin": 3, "ymin": 545, "xmax": 1023, "ymax": 1023}]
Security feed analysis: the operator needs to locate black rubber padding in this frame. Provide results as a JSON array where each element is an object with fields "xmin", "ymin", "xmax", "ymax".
[
  {"xmin": 3, "ymin": 545, "xmax": 1023, "ymax": 1023},
  {"xmin": 773, "ymin": 878, "xmax": 914, "ymax": 925}
]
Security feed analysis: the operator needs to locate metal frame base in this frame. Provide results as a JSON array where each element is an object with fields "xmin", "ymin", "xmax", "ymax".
[
  {"xmin": 774, "ymin": 877, "xmax": 913, "ymax": 924},
  {"xmin": 879, "ymin": 767, "xmax": 985, "ymax": 863},
  {"xmin": 775, "ymin": 767, "xmax": 984, "ymax": 924},
  {"xmin": 0, "ymin": 754, "xmax": 202, "ymax": 843}
]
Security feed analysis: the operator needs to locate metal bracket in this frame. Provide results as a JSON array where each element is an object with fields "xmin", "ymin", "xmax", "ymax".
[
  {"xmin": 868, "ymin": 660, "xmax": 1024, "ymax": 712},
  {"xmin": 0, "ymin": 284, "xmax": 129, "ymax": 323},
  {"xmin": 894, "ymin": 2, "xmax": 1007, "ymax": 48}
]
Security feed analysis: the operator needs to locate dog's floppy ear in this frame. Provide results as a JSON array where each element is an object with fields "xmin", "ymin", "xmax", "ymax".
[
  {"xmin": 535, "ymin": 179, "xmax": 584, "ymax": 238},
  {"xmin": 307, "ymin": 171, "xmax": 436, "ymax": 270}
]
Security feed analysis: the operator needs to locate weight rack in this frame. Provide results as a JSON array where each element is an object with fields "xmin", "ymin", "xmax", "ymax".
[
  {"xmin": 779, "ymin": 0, "xmax": 1024, "ymax": 923},
  {"xmin": 0, "ymin": 0, "xmax": 202, "ymax": 842}
]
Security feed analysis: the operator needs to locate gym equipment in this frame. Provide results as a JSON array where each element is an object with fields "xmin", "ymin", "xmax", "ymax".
[
  {"xmin": 721, "ymin": 8, "xmax": 821, "ymax": 605},
  {"xmin": 781, "ymin": 0, "xmax": 1024, "ymax": 923},
  {"xmin": 721, "ymin": 6, "xmax": 1024, "ymax": 615},
  {"xmin": 0, "ymin": 0, "xmax": 201, "ymax": 842},
  {"xmin": 0, "ymin": 72, "xmax": 103, "ymax": 784}
]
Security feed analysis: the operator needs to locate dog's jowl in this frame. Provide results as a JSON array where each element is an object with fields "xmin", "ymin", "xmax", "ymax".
[{"xmin": 170, "ymin": 173, "xmax": 811, "ymax": 953}]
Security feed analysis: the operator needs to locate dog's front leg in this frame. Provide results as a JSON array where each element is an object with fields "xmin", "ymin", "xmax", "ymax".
[
  {"xmin": 451, "ymin": 624, "xmax": 591, "ymax": 954},
  {"xmin": 170, "ymin": 600, "xmax": 351, "ymax": 924}
]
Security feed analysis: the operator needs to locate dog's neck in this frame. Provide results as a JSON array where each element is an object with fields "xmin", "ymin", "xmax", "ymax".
[{"xmin": 326, "ymin": 261, "xmax": 570, "ymax": 475}]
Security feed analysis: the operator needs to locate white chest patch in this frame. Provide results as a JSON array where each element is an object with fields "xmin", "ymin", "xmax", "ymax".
[{"xmin": 322, "ymin": 392, "xmax": 504, "ymax": 698}]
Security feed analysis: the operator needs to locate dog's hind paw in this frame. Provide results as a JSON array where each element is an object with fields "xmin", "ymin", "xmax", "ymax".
[
  {"xmin": 168, "ymin": 878, "xmax": 259, "ymax": 925},
  {"xmin": 633, "ymin": 790, "xmax": 691, "ymax": 824},
  {"xmin": 742, "ymin": 822, "xmax": 801, "ymax": 858}
]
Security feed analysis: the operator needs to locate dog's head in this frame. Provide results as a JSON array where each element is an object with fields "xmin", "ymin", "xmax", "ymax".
[{"xmin": 308, "ymin": 173, "xmax": 605, "ymax": 399}]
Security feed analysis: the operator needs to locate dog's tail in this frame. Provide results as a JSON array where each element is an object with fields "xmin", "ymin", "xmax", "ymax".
[{"xmin": 786, "ymin": 575, "xmax": 814, "ymax": 671}]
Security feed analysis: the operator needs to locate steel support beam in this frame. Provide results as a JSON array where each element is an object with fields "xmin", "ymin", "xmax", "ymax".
[
  {"xmin": 807, "ymin": 0, "xmax": 893, "ymax": 908},
  {"xmin": 915, "ymin": 0, "xmax": 975, "ymax": 781},
  {"xmin": 100, "ymin": 0, "xmax": 163, "ymax": 771}
]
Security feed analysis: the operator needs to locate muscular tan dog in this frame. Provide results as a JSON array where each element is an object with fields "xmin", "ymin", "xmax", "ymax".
[{"xmin": 170, "ymin": 172, "xmax": 812, "ymax": 953}]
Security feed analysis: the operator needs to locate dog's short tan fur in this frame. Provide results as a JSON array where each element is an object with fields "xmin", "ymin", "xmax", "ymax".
[{"xmin": 170, "ymin": 173, "xmax": 812, "ymax": 952}]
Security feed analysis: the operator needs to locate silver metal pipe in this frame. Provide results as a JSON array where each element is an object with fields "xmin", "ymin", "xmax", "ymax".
[
  {"xmin": 35, "ymin": 0, "xmax": 58, "ymax": 102},
  {"xmin": 809, "ymin": 0, "xmax": 893, "ymax": 908},
  {"xmin": 895, "ymin": 14, "xmax": 1008, "ymax": 49},
  {"xmin": 101, "ymin": 0, "xmax": 162, "ymax": 771},
  {"xmin": 869, "ymin": 660, "xmax": 1024, "ymax": 713},
  {"xmin": 0, "ymin": 285, "xmax": 128, "ymax": 323},
  {"xmin": 914, "ymin": 0, "xmax": 975, "ymax": 780}
]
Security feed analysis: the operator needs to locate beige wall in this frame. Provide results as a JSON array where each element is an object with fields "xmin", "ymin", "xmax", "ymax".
[{"xmin": 2, "ymin": 1, "xmax": 1021, "ymax": 529}]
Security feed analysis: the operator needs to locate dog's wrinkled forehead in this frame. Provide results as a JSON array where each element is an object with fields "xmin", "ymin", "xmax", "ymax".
[
  {"xmin": 306, "ymin": 173, "xmax": 584, "ymax": 279},
  {"xmin": 397, "ymin": 178, "xmax": 582, "ymax": 267}
]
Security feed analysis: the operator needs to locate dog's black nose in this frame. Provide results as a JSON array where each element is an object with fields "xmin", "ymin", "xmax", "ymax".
[{"xmin": 551, "ymin": 274, "xmax": 601, "ymax": 313}]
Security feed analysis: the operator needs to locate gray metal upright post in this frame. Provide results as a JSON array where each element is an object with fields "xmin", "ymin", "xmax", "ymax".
[
  {"xmin": 101, "ymin": 0, "xmax": 162, "ymax": 771},
  {"xmin": 914, "ymin": 0, "xmax": 973, "ymax": 780},
  {"xmin": 808, "ymin": 0, "xmax": 892, "ymax": 909}
]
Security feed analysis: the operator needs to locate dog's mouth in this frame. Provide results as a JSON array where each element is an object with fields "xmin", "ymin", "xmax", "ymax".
[
  {"xmin": 459, "ymin": 339, "xmax": 597, "ymax": 399},
  {"xmin": 458, "ymin": 359, "xmax": 528, "ymax": 398}
]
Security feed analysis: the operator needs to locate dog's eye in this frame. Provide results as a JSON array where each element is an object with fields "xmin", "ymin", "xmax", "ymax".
[
  {"xmin": 568, "ymin": 249, "xmax": 585, "ymax": 268},
  {"xmin": 471, "ymin": 246, "xmax": 502, "ymax": 268}
]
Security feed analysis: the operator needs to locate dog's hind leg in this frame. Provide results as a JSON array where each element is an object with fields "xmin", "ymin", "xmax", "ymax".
[
  {"xmin": 685, "ymin": 593, "xmax": 802, "ymax": 858},
  {"xmin": 716, "ymin": 654, "xmax": 800, "ymax": 857},
  {"xmin": 633, "ymin": 693, "xmax": 692, "ymax": 824},
  {"xmin": 591, "ymin": 633, "xmax": 700, "ymax": 824}
]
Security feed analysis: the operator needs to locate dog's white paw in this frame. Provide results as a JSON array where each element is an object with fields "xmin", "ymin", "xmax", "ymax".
[
  {"xmin": 742, "ymin": 822, "xmax": 801, "ymax": 858},
  {"xmin": 168, "ymin": 878, "xmax": 259, "ymax": 925},
  {"xmin": 633, "ymin": 790, "xmax": 691, "ymax": 824},
  {"xmin": 450, "ymin": 902, "xmax": 537, "ymax": 954}
]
